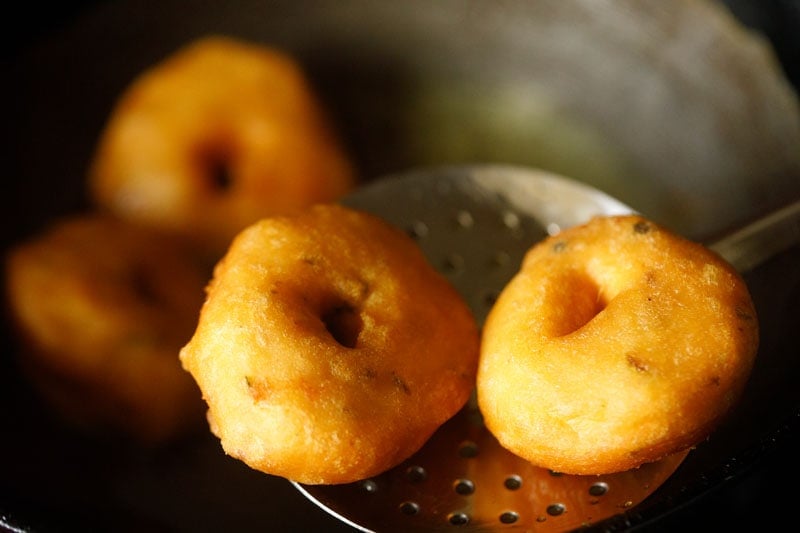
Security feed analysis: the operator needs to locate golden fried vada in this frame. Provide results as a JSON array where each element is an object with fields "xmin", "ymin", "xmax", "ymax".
[
  {"xmin": 89, "ymin": 35, "xmax": 356, "ymax": 255},
  {"xmin": 4, "ymin": 214, "xmax": 208, "ymax": 444},
  {"xmin": 180, "ymin": 203, "xmax": 480, "ymax": 484},
  {"xmin": 477, "ymin": 214, "xmax": 759, "ymax": 475}
]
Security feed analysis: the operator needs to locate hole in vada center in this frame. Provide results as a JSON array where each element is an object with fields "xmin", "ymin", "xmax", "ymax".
[
  {"xmin": 129, "ymin": 265, "xmax": 162, "ymax": 305},
  {"xmin": 322, "ymin": 303, "xmax": 363, "ymax": 348},
  {"xmin": 196, "ymin": 141, "xmax": 234, "ymax": 192},
  {"xmin": 550, "ymin": 273, "xmax": 607, "ymax": 337}
]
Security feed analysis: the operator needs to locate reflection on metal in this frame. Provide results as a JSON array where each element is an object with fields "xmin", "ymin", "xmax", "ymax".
[{"xmin": 296, "ymin": 405, "xmax": 688, "ymax": 532}]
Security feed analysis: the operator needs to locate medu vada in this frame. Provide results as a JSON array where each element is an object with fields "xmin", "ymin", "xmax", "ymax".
[
  {"xmin": 4, "ymin": 214, "xmax": 208, "ymax": 444},
  {"xmin": 89, "ymin": 35, "xmax": 356, "ymax": 255},
  {"xmin": 477, "ymin": 214, "xmax": 759, "ymax": 475},
  {"xmin": 179, "ymin": 203, "xmax": 480, "ymax": 484}
]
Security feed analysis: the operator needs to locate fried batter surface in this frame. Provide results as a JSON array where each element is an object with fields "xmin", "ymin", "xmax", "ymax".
[
  {"xmin": 477, "ymin": 215, "xmax": 759, "ymax": 475},
  {"xmin": 180, "ymin": 204, "xmax": 480, "ymax": 484}
]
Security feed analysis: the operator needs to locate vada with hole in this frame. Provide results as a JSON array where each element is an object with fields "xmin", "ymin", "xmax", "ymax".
[
  {"xmin": 89, "ymin": 35, "xmax": 356, "ymax": 255},
  {"xmin": 180, "ymin": 203, "xmax": 480, "ymax": 484},
  {"xmin": 4, "ymin": 214, "xmax": 208, "ymax": 444},
  {"xmin": 477, "ymin": 214, "xmax": 759, "ymax": 475}
]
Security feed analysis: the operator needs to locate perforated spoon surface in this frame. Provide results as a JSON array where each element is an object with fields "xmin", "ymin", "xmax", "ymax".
[{"xmin": 292, "ymin": 164, "xmax": 800, "ymax": 532}]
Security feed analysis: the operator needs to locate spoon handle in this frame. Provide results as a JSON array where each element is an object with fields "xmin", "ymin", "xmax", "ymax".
[{"xmin": 709, "ymin": 201, "xmax": 800, "ymax": 273}]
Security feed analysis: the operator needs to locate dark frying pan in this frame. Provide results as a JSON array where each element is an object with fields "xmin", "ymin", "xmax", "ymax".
[{"xmin": 3, "ymin": 1, "xmax": 799, "ymax": 531}]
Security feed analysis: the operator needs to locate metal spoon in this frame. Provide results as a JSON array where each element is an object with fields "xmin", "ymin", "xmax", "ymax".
[{"xmin": 292, "ymin": 164, "xmax": 800, "ymax": 532}]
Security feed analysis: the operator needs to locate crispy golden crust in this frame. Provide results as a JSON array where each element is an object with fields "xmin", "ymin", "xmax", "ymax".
[
  {"xmin": 89, "ymin": 36, "xmax": 356, "ymax": 255},
  {"xmin": 477, "ymin": 214, "xmax": 759, "ymax": 475},
  {"xmin": 4, "ymin": 214, "xmax": 208, "ymax": 444},
  {"xmin": 180, "ymin": 204, "xmax": 480, "ymax": 484}
]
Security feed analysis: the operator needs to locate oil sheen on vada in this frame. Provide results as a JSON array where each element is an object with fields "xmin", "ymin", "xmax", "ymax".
[
  {"xmin": 477, "ymin": 214, "xmax": 759, "ymax": 475},
  {"xmin": 180, "ymin": 203, "xmax": 480, "ymax": 484}
]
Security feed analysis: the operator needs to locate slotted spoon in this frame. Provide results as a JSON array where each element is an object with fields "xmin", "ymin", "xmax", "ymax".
[{"xmin": 292, "ymin": 164, "xmax": 800, "ymax": 532}]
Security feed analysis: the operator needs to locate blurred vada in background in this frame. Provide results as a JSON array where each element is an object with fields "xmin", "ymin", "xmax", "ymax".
[
  {"xmin": 88, "ymin": 36, "xmax": 358, "ymax": 257},
  {"xmin": 4, "ymin": 214, "xmax": 208, "ymax": 445}
]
